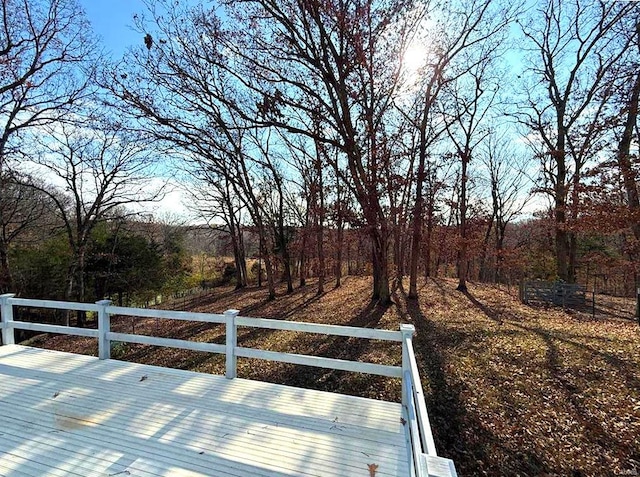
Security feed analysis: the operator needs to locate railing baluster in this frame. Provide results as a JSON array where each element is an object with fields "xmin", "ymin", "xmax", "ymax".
[
  {"xmin": 0, "ymin": 294, "xmax": 16, "ymax": 345},
  {"xmin": 97, "ymin": 299, "xmax": 112, "ymax": 359},
  {"xmin": 400, "ymin": 324, "xmax": 415, "ymax": 409},
  {"xmin": 225, "ymin": 309, "xmax": 240, "ymax": 379}
]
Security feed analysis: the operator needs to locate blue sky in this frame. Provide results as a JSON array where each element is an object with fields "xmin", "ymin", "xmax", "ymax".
[
  {"xmin": 77, "ymin": 1, "xmax": 195, "ymax": 218},
  {"xmin": 79, "ymin": 0, "xmax": 146, "ymax": 58}
]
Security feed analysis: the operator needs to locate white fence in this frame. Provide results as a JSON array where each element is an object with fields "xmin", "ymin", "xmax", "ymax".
[{"xmin": 0, "ymin": 293, "xmax": 457, "ymax": 477}]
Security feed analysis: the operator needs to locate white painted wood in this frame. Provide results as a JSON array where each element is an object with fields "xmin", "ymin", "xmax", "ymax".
[
  {"xmin": 106, "ymin": 305, "xmax": 226, "ymax": 323},
  {"xmin": 236, "ymin": 347, "xmax": 403, "ymax": 377},
  {"xmin": 0, "ymin": 346, "xmax": 403, "ymax": 427},
  {"xmin": 1, "ymin": 293, "xmax": 16, "ymax": 345},
  {"xmin": 404, "ymin": 335, "xmax": 437, "ymax": 456},
  {"xmin": 225, "ymin": 309, "xmax": 239, "ymax": 378},
  {"xmin": 236, "ymin": 316, "xmax": 404, "ymax": 341},
  {"xmin": 0, "ymin": 428, "xmax": 155, "ymax": 477},
  {"xmin": 106, "ymin": 331, "xmax": 225, "ymax": 354},
  {"xmin": 420, "ymin": 455, "xmax": 458, "ymax": 477},
  {"xmin": 0, "ymin": 345, "xmax": 403, "ymax": 431},
  {"xmin": 96, "ymin": 299, "xmax": 112, "ymax": 360},
  {"xmin": 0, "ymin": 349, "xmax": 403, "ymax": 438},
  {"xmin": 0, "ymin": 400, "xmax": 403, "ymax": 477},
  {"xmin": 10, "ymin": 321, "xmax": 99, "ymax": 338},
  {"xmin": 0, "ymin": 345, "xmax": 410, "ymax": 477},
  {"xmin": 0, "ymin": 417, "xmax": 255, "ymax": 477},
  {"xmin": 9, "ymin": 298, "xmax": 100, "ymax": 312},
  {"xmin": 405, "ymin": 371, "xmax": 426, "ymax": 476},
  {"xmin": 400, "ymin": 324, "xmax": 415, "ymax": 410},
  {"xmin": 0, "ymin": 294, "xmax": 453, "ymax": 475},
  {"xmin": 0, "ymin": 374, "xmax": 405, "ymax": 467},
  {"xmin": 403, "ymin": 407, "xmax": 417, "ymax": 477}
]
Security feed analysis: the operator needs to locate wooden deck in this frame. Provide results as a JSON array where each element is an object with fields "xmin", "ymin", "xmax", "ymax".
[{"xmin": 0, "ymin": 345, "xmax": 410, "ymax": 477}]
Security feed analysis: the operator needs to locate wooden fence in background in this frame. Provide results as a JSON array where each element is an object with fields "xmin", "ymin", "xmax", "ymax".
[{"xmin": 521, "ymin": 281, "xmax": 587, "ymax": 308}]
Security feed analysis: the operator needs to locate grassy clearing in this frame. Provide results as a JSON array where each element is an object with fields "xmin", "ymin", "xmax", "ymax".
[{"xmin": 30, "ymin": 277, "xmax": 640, "ymax": 476}]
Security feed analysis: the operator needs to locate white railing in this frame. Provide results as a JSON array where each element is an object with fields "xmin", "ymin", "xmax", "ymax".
[
  {"xmin": 0, "ymin": 293, "xmax": 457, "ymax": 477},
  {"xmin": 401, "ymin": 326, "xmax": 458, "ymax": 477}
]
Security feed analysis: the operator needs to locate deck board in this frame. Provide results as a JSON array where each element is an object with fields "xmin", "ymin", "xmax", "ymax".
[{"xmin": 0, "ymin": 345, "xmax": 410, "ymax": 477}]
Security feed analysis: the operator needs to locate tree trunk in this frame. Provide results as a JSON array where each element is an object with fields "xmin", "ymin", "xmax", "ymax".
[
  {"xmin": 316, "ymin": 220, "xmax": 325, "ymax": 294},
  {"xmin": 226, "ymin": 188, "xmax": 247, "ymax": 289},
  {"xmin": 76, "ymin": 248, "xmax": 87, "ymax": 327},
  {"xmin": 392, "ymin": 222, "xmax": 403, "ymax": 290},
  {"xmin": 496, "ymin": 222, "xmax": 506, "ymax": 284},
  {"xmin": 478, "ymin": 213, "xmax": 495, "ymax": 282},
  {"xmin": 555, "ymin": 120, "xmax": 570, "ymax": 281},
  {"xmin": 371, "ymin": 227, "xmax": 391, "ymax": 303},
  {"xmin": 457, "ymin": 154, "xmax": 469, "ymax": 292},
  {"xmin": 0, "ymin": 243, "xmax": 12, "ymax": 293},
  {"xmin": 409, "ymin": 145, "xmax": 427, "ymax": 298},
  {"xmin": 230, "ymin": 224, "xmax": 247, "ymax": 289},
  {"xmin": 316, "ymin": 152, "xmax": 325, "ymax": 295},
  {"xmin": 424, "ymin": 198, "xmax": 434, "ymax": 278},
  {"xmin": 275, "ymin": 176, "xmax": 293, "ymax": 294},
  {"xmin": 282, "ymin": 240, "xmax": 293, "ymax": 293},
  {"xmin": 335, "ymin": 214, "xmax": 343, "ymax": 288},
  {"xmin": 299, "ymin": 223, "xmax": 307, "ymax": 287},
  {"xmin": 65, "ymin": 261, "xmax": 77, "ymax": 327},
  {"xmin": 259, "ymin": 231, "xmax": 276, "ymax": 300},
  {"xmin": 237, "ymin": 226, "xmax": 248, "ymax": 287},
  {"xmin": 617, "ymin": 67, "xmax": 640, "ymax": 277}
]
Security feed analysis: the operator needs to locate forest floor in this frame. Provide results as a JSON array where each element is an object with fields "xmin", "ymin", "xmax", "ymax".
[{"xmin": 28, "ymin": 277, "xmax": 640, "ymax": 477}]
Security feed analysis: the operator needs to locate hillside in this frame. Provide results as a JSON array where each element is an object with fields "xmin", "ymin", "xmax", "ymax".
[{"xmin": 29, "ymin": 277, "xmax": 640, "ymax": 476}]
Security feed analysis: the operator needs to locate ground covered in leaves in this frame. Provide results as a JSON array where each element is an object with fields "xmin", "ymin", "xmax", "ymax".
[{"xmin": 28, "ymin": 277, "xmax": 640, "ymax": 476}]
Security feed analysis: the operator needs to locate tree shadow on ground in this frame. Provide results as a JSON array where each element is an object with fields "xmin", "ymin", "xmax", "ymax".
[
  {"xmin": 398, "ymin": 282, "xmax": 549, "ymax": 476},
  {"xmin": 461, "ymin": 287, "xmax": 640, "ymax": 474},
  {"xmin": 243, "ymin": 299, "xmax": 394, "ymax": 397},
  {"xmin": 149, "ymin": 280, "xmax": 394, "ymax": 398}
]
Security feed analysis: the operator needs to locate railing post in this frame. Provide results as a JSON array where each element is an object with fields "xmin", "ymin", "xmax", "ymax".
[
  {"xmin": 0, "ymin": 293, "xmax": 16, "ymax": 345},
  {"xmin": 225, "ymin": 309, "xmax": 240, "ymax": 379},
  {"xmin": 400, "ymin": 324, "xmax": 416, "ymax": 408},
  {"xmin": 96, "ymin": 299, "xmax": 112, "ymax": 360}
]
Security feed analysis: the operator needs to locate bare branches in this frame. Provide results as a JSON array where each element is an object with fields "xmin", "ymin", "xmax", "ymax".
[
  {"xmin": 516, "ymin": 0, "xmax": 637, "ymax": 281},
  {"xmin": 0, "ymin": 0, "xmax": 99, "ymax": 168}
]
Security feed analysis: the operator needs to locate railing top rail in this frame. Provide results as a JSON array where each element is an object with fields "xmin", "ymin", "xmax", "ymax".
[
  {"xmin": 106, "ymin": 305, "xmax": 226, "ymax": 324},
  {"xmin": 403, "ymin": 334, "xmax": 438, "ymax": 457},
  {"xmin": 236, "ymin": 316, "xmax": 403, "ymax": 342},
  {"xmin": 7, "ymin": 298, "xmax": 403, "ymax": 342},
  {"xmin": 9, "ymin": 298, "xmax": 100, "ymax": 312}
]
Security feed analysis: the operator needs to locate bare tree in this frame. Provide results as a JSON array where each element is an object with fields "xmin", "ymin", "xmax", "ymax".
[
  {"xmin": 612, "ymin": 16, "xmax": 640, "ymax": 278},
  {"xmin": 107, "ymin": 0, "xmax": 286, "ymax": 299},
  {"xmin": 225, "ymin": 0, "xmax": 419, "ymax": 304},
  {"xmin": 479, "ymin": 133, "xmax": 533, "ymax": 283},
  {"xmin": 28, "ymin": 120, "xmax": 162, "ymax": 325},
  {"xmin": 517, "ymin": 0, "xmax": 635, "ymax": 282},
  {"xmin": 443, "ymin": 44, "xmax": 501, "ymax": 292},
  {"xmin": 405, "ymin": 0, "xmax": 516, "ymax": 298},
  {"xmin": 0, "ymin": 172, "xmax": 56, "ymax": 291},
  {"xmin": 0, "ymin": 0, "xmax": 98, "ymax": 288},
  {"xmin": 188, "ymin": 170, "xmax": 249, "ymax": 289}
]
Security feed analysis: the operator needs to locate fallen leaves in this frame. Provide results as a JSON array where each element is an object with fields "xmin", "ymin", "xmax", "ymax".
[{"xmin": 367, "ymin": 463, "xmax": 379, "ymax": 476}]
